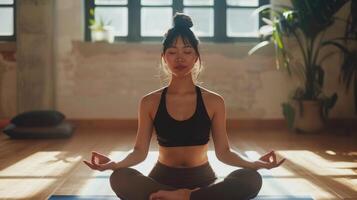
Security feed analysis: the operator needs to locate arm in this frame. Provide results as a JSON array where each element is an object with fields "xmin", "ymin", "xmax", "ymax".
[
  {"xmin": 84, "ymin": 95, "xmax": 154, "ymax": 171},
  {"xmin": 211, "ymin": 96, "xmax": 284, "ymax": 170},
  {"xmin": 113, "ymin": 95, "xmax": 154, "ymax": 169},
  {"xmin": 211, "ymin": 96, "xmax": 258, "ymax": 170}
]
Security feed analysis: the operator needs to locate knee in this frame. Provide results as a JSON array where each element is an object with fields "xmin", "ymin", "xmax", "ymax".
[
  {"xmin": 245, "ymin": 169, "xmax": 262, "ymax": 193},
  {"xmin": 227, "ymin": 169, "xmax": 262, "ymax": 195},
  {"xmin": 110, "ymin": 168, "xmax": 140, "ymax": 189}
]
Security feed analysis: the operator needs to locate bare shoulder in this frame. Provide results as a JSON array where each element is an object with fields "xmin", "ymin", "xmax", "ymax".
[
  {"xmin": 141, "ymin": 87, "xmax": 164, "ymax": 103},
  {"xmin": 198, "ymin": 85, "xmax": 225, "ymax": 106},
  {"xmin": 140, "ymin": 87, "xmax": 165, "ymax": 117},
  {"xmin": 197, "ymin": 86, "xmax": 225, "ymax": 119}
]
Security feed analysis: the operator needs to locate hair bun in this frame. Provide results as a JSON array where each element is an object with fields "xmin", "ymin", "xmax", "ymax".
[{"xmin": 173, "ymin": 13, "xmax": 193, "ymax": 29}]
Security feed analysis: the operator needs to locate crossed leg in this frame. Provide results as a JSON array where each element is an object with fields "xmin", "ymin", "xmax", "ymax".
[{"xmin": 110, "ymin": 168, "xmax": 262, "ymax": 200}]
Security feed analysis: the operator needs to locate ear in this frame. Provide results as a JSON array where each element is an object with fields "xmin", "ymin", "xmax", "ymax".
[{"xmin": 161, "ymin": 53, "xmax": 167, "ymax": 64}]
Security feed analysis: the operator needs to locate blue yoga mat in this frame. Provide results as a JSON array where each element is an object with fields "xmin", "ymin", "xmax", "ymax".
[{"xmin": 49, "ymin": 195, "xmax": 314, "ymax": 200}]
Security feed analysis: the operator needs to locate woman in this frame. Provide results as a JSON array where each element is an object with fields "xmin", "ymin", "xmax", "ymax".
[{"xmin": 84, "ymin": 13, "xmax": 285, "ymax": 200}]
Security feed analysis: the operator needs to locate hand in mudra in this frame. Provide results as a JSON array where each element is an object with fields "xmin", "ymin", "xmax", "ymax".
[
  {"xmin": 83, "ymin": 151, "xmax": 117, "ymax": 171},
  {"xmin": 256, "ymin": 150, "xmax": 285, "ymax": 170}
]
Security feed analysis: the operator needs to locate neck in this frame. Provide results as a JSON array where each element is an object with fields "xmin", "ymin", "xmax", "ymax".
[{"xmin": 168, "ymin": 75, "xmax": 196, "ymax": 94}]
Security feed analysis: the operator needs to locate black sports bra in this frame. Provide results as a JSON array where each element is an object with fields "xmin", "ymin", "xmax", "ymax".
[{"xmin": 153, "ymin": 86, "xmax": 212, "ymax": 147}]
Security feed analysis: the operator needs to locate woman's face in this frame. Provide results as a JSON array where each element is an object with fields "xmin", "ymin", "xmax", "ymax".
[{"xmin": 163, "ymin": 36, "xmax": 198, "ymax": 78}]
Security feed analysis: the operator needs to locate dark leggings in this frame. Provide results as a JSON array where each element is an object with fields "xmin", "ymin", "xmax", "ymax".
[{"xmin": 110, "ymin": 162, "xmax": 262, "ymax": 200}]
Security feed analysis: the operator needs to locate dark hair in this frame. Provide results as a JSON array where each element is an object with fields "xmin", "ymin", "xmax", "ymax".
[
  {"xmin": 162, "ymin": 13, "xmax": 201, "ymax": 63},
  {"xmin": 161, "ymin": 13, "xmax": 202, "ymax": 83}
]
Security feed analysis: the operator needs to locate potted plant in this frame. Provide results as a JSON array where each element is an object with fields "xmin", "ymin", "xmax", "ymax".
[
  {"xmin": 249, "ymin": 0, "xmax": 357, "ymax": 132},
  {"xmin": 89, "ymin": 9, "xmax": 115, "ymax": 43}
]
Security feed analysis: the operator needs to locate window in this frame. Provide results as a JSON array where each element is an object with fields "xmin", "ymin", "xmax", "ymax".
[
  {"xmin": 85, "ymin": 0, "xmax": 269, "ymax": 42},
  {"xmin": 0, "ymin": 0, "xmax": 16, "ymax": 41}
]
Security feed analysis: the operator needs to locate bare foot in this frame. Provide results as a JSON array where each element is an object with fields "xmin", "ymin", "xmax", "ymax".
[{"xmin": 149, "ymin": 188, "xmax": 199, "ymax": 200}]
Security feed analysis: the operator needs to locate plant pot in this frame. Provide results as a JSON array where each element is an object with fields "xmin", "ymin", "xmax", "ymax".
[
  {"xmin": 91, "ymin": 26, "xmax": 115, "ymax": 43},
  {"xmin": 293, "ymin": 100, "xmax": 325, "ymax": 133}
]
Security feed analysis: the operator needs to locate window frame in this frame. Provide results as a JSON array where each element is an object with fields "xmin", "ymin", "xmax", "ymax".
[
  {"xmin": 0, "ymin": 0, "xmax": 16, "ymax": 41},
  {"xmin": 85, "ymin": 0, "xmax": 269, "ymax": 42}
]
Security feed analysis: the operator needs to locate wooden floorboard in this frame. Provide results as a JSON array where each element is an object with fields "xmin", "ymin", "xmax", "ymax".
[{"xmin": 0, "ymin": 128, "xmax": 356, "ymax": 200}]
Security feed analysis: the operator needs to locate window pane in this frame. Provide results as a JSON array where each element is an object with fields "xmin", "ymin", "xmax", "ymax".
[
  {"xmin": 227, "ymin": 8, "xmax": 259, "ymax": 37},
  {"xmin": 0, "ymin": 8, "xmax": 13, "ymax": 36},
  {"xmin": 183, "ymin": 0, "xmax": 213, "ymax": 6},
  {"xmin": 141, "ymin": 0, "xmax": 172, "ymax": 6},
  {"xmin": 141, "ymin": 8, "xmax": 172, "ymax": 36},
  {"xmin": 226, "ymin": 0, "xmax": 258, "ymax": 6},
  {"xmin": 183, "ymin": 8, "xmax": 213, "ymax": 37},
  {"xmin": 95, "ymin": 0, "xmax": 127, "ymax": 5},
  {"xmin": 0, "ymin": 0, "xmax": 13, "ymax": 5},
  {"xmin": 95, "ymin": 7, "xmax": 128, "ymax": 36}
]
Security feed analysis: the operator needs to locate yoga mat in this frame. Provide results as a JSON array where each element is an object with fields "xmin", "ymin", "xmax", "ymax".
[{"xmin": 49, "ymin": 195, "xmax": 314, "ymax": 200}]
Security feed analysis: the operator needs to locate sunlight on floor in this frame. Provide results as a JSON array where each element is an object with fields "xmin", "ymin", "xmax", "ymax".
[
  {"xmin": 333, "ymin": 177, "xmax": 357, "ymax": 193},
  {"xmin": 0, "ymin": 151, "xmax": 82, "ymax": 198},
  {"xmin": 278, "ymin": 151, "xmax": 357, "ymax": 176},
  {"xmin": 0, "ymin": 151, "xmax": 81, "ymax": 176},
  {"xmin": 0, "ymin": 179, "xmax": 56, "ymax": 199},
  {"xmin": 278, "ymin": 150, "xmax": 357, "ymax": 199}
]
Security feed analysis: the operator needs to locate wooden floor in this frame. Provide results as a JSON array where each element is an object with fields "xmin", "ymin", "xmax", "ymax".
[{"xmin": 0, "ymin": 127, "xmax": 356, "ymax": 200}]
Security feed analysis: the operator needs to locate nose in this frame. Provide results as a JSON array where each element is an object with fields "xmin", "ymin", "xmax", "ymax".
[{"xmin": 176, "ymin": 57, "xmax": 184, "ymax": 62}]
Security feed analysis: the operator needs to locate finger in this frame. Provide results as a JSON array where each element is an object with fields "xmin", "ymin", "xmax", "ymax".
[
  {"xmin": 92, "ymin": 152, "xmax": 111, "ymax": 163},
  {"xmin": 149, "ymin": 193, "xmax": 154, "ymax": 200},
  {"xmin": 271, "ymin": 151, "xmax": 277, "ymax": 163},
  {"xmin": 259, "ymin": 156, "xmax": 269, "ymax": 163},
  {"xmin": 149, "ymin": 192, "xmax": 161, "ymax": 200},
  {"xmin": 96, "ymin": 163, "xmax": 109, "ymax": 171},
  {"xmin": 91, "ymin": 152, "xmax": 96, "ymax": 164},
  {"xmin": 276, "ymin": 158, "xmax": 286, "ymax": 167},
  {"xmin": 92, "ymin": 155, "xmax": 100, "ymax": 165},
  {"xmin": 92, "ymin": 151, "xmax": 106, "ymax": 158},
  {"xmin": 261, "ymin": 151, "xmax": 273, "ymax": 160},
  {"xmin": 259, "ymin": 151, "xmax": 273, "ymax": 162},
  {"xmin": 83, "ymin": 160, "xmax": 97, "ymax": 170}
]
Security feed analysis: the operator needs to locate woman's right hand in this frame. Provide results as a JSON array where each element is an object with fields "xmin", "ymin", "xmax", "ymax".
[{"xmin": 83, "ymin": 151, "xmax": 117, "ymax": 171}]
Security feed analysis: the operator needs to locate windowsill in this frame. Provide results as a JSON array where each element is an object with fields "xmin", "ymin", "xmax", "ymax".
[
  {"xmin": 74, "ymin": 40, "xmax": 273, "ymax": 58},
  {"xmin": 81, "ymin": 39, "xmax": 261, "ymax": 46},
  {"xmin": 82, "ymin": 38, "xmax": 262, "ymax": 46},
  {"xmin": 0, "ymin": 42, "xmax": 16, "ymax": 51}
]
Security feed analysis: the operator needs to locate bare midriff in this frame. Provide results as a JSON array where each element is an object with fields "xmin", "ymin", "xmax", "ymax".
[{"xmin": 158, "ymin": 144, "xmax": 209, "ymax": 168}]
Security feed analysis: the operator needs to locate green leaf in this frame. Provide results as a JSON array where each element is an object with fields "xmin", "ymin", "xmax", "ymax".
[
  {"xmin": 89, "ymin": 19, "xmax": 96, "ymax": 26},
  {"xmin": 89, "ymin": 8, "xmax": 94, "ymax": 16},
  {"xmin": 321, "ymin": 40, "xmax": 350, "ymax": 54},
  {"xmin": 322, "ymin": 93, "xmax": 338, "ymax": 120},
  {"xmin": 282, "ymin": 103, "xmax": 295, "ymax": 129},
  {"xmin": 316, "ymin": 65, "xmax": 324, "ymax": 88}
]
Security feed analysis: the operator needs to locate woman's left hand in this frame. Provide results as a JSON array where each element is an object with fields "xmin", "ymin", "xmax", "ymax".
[{"xmin": 255, "ymin": 151, "xmax": 286, "ymax": 170}]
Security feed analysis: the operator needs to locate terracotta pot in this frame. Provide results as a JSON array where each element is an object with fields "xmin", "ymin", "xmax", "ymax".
[{"xmin": 293, "ymin": 100, "xmax": 325, "ymax": 133}]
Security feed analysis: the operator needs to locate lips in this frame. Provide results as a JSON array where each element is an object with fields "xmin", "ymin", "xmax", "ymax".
[{"xmin": 175, "ymin": 65, "xmax": 187, "ymax": 70}]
